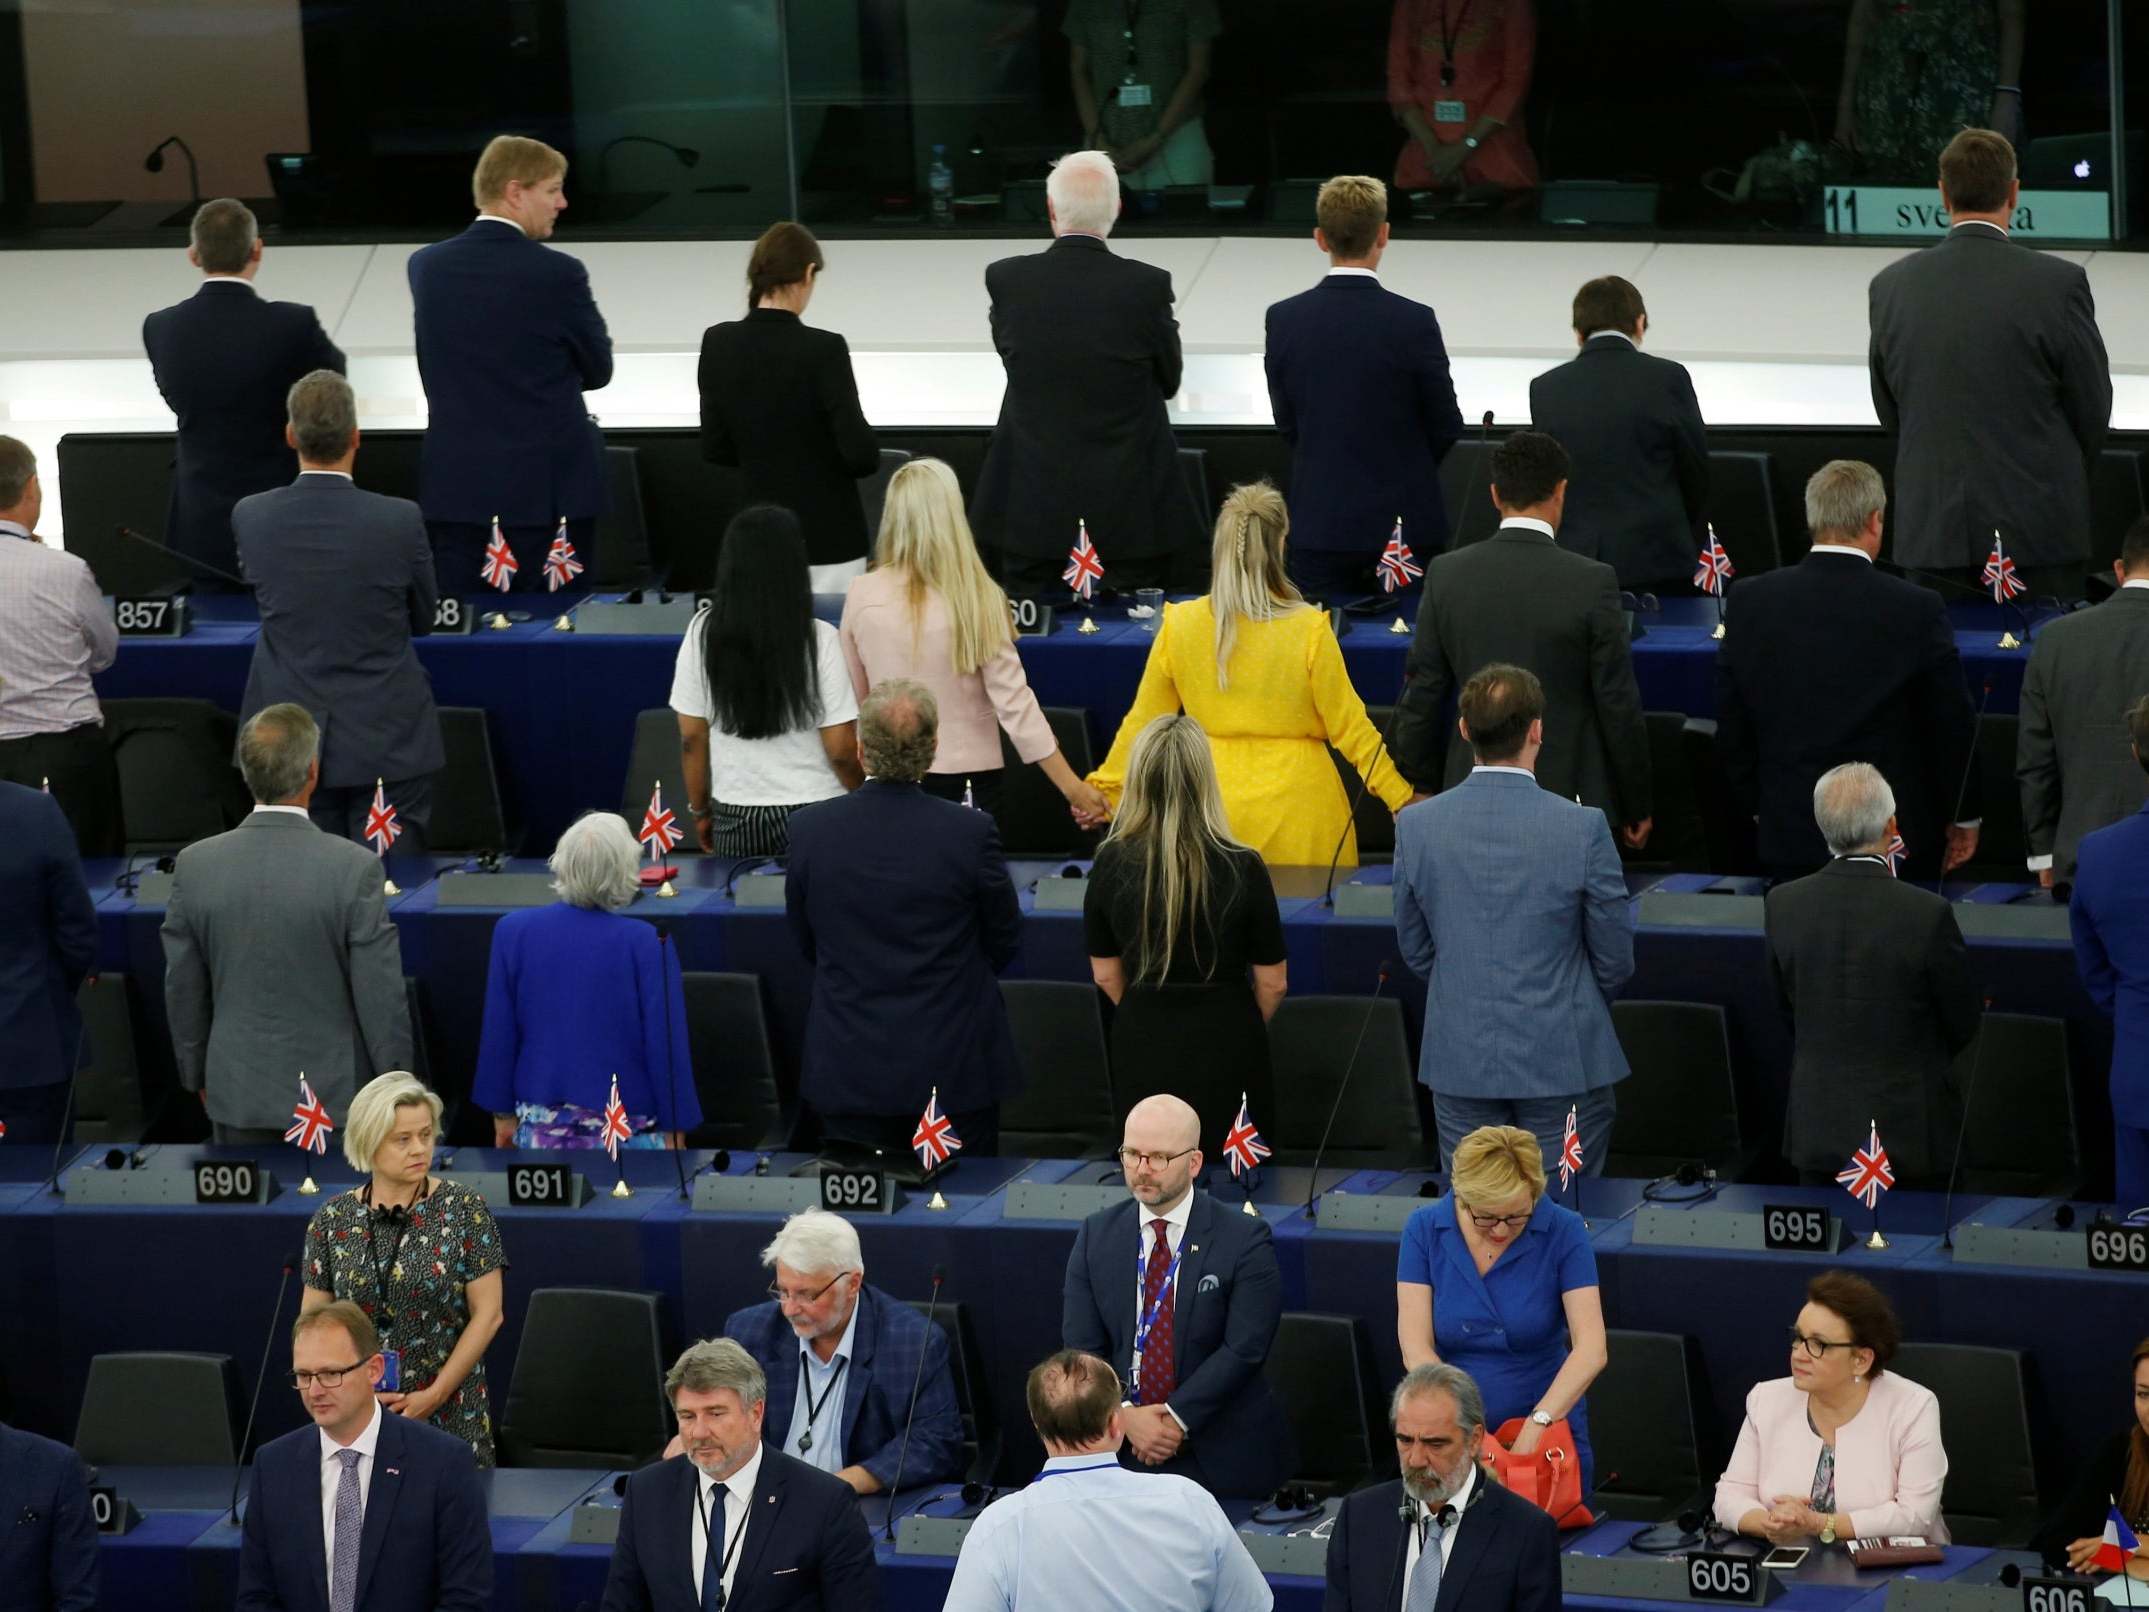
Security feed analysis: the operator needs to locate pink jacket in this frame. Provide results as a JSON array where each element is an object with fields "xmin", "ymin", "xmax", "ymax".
[{"xmin": 1713, "ymin": 1373, "xmax": 1949, "ymax": 1542}]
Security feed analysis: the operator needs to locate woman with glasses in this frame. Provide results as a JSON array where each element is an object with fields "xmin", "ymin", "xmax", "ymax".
[
  {"xmin": 300, "ymin": 1072, "xmax": 507, "ymax": 1465},
  {"xmin": 2031, "ymin": 1337, "xmax": 2149, "ymax": 1572},
  {"xmin": 1714, "ymin": 1271, "xmax": 1947, "ymax": 1545},
  {"xmin": 1396, "ymin": 1124, "xmax": 1607, "ymax": 1488}
]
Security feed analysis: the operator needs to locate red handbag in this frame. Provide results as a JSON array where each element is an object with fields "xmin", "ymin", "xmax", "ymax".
[{"xmin": 1485, "ymin": 1417, "xmax": 1594, "ymax": 1529}]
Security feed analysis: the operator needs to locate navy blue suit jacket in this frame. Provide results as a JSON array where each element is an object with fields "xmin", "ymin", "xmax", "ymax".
[
  {"xmin": 1061, "ymin": 1190, "xmax": 1294, "ymax": 1498},
  {"xmin": 723, "ymin": 1283, "xmax": 965, "ymax": 1490},
  {"xmin": 142, "ymin": 281, "xmax": 346, "ymax": 578},
  {"xmin": 407, "ymin": 221, "xmax": 613, "ymax": 525},
  {"xmin": 0, "ymin": 1422, "xmax": 98, "ymax": 1612},
  {"xmin": 1322, "ymin": 1477, "xmax": 1560, "ymax": 1612},
  {"xmin": 1263, "ymin": 274, "xmax": 1462, "ymax": 555},
  {"xmin": 2073, "ymin": 803, "xmax": 2149, "ymax": 1129},
  {"xmin": 784, "ymin": 780, "xmax": 1022, "ymax": 1117},
  {"xmin": 0, "ymin": 783, "xmax": 95, "ymax": 1092},
  {"xmin": 600, "ymin": 1449, "xmax": 878, "ymax": 1612},
  {"xmin": 234, "ymin": 474, "xmax": 444, "ymax": 788},
  {"xmin": 236, "ymin": 1409, "xmax": 490, "ymax": 1612}
]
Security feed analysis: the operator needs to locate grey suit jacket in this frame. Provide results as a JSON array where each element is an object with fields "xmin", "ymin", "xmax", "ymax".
[
  {"xmin": 233, "ymin": 474, "xmax": 444, "ymax": 788},
  {"xmin": 161, "ymin": 811, "xmax": 411, "ymax": 1128},
  {"xmin": 1869, "ymin": 224, "xmax": 2111, "ymax": 569},
  {"xmin": 1393, "ymin": 768, "xmax": 1635, "ymax": 1099},
  {"xmin": 2018, "ymin": 586, "xmax": 2149, "ymax": 878}
]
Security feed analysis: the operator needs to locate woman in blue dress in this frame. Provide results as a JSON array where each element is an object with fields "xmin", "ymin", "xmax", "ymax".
[{"xmin": 1396, "ymin": 1123, "xmax": 1608, "ymax": 1489}]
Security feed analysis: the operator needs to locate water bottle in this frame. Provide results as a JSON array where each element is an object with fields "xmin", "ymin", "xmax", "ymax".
[{"xmin": 928, "ymin": 144, "xmax": 954, "ymax": 229}]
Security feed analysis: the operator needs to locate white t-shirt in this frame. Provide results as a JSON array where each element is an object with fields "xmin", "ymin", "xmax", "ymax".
[{"xmin": 668, "ymin": 613, "xmax": 857, "ymax": 806}]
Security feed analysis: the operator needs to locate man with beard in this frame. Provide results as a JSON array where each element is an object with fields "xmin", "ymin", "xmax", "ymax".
[{"xmin": 1322, "ymin": 1363, "xmax": 1561, "ymax": 1612}]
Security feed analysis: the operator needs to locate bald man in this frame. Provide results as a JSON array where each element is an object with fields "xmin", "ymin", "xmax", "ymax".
[{"xmin": 1060, "ymin": 1096, "xmax": 1294, "ymax": 1497}]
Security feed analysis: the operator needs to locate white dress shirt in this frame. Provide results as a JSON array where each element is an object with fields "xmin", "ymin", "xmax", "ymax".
[
  {"xmin": 1401, "ymin": 1460, "xmax": 1477, "ymax": 1604},
  {"xmin": 252, "ymin": 804, "xmax": 314, "ymax": 820},
  {"xmin": 200, "ymin": 275, "xmax": 258, "ymax": 292},
  {"xmin": 690, "ymin": 1443, "xmax": 763, "ymax": 1606},
  {"xmin": 1326, "ymin": 266, "xmax": 1380, "ymax": 281},
  {"xmin": 0, "ymin": 525, "xmax": 118, "ymax": 740},
  {"xmin": 1498, "ymin": 517, "xmax": 1557, "ymax": 541},
  {"xmin": 473, "ymin": 212, "xmax": 528, "ymax": 235},
  {"xmin": 783, "ymin": 1297, "xmax": 861, "ymax": 1473},
  {"xmin": 318, "ymin": 1401, "xmax": 383, "ymax": 1608},
  {"xmin": 1806, "ymin": 543, "xmax": 1873, "ymax": 563}
]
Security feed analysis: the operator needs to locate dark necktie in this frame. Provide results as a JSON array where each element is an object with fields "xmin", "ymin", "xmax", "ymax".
[
  {"xmin": 1138, "ymin": 1217, "xmax": 1177, "ymax": 1403},
  {"xmin": 701, "ymin": 1482, "xmax": 727, "ymax": 1612}
]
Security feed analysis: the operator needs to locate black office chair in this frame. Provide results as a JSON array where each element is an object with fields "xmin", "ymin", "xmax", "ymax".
[
  {"xmin": 1178, "ymin": 446, "xmax": 1212, "ymax": 528},
  {"xmin": 496, "ymin": 1289, "xmax": 674, "ymax": 1468},
  {"xmin": 1590, "ymin": 1330, "xmax": 1714, "ymax": 1521},
  {"xmin": 429, "ymin": 706, "xmax": 512, "ymax": 855},
  {"xmin": 994, "ymin": 707, "xmax": 1100, "ymax": 857},
  {"xmin": 1260, "ymin": 1313, "xmax": 1388, "ymax": 1496},
  {"xmin": 862, "ymin": 449, "xmax": 912, "ymax": 544},
  {"xmin": 998, "ymin": 980, "xmax": 1117, "ymax": 1157},
  {"xmin": 74, "ymin": 1352, "xmax": 243, "ymax": 1466},
  {"xmin": 1267, "ymin": 997, "xmax": 1427, "ymax": 1168},
  {"xmin": 681, "ymin": 972, "xmax": 788, "ymax": 1150},
  {"xmin": 1626, "ymin": 711, "xmax": 1709, "ymax": 873},
  {"xmin": 1891, "ymin": 1343, "xmax": 2041, "ymax": 1546},
  {"xmin": 1606, "ymin": 1001, "xmax": 1755, "ymax": 1181},
  {"xmin": 71, "ymin": 972, "xmax": 145, "ymax": 1144},
  {"xmin": 1439, "ymin": 438, "xmax": 1503, "ymax": 548},
  {"xmin": 1328, "ymin": 705, "xmax": 1395, "ymax": 864},
  {"xmin": 2092, "ymin": 448, "xmax": 2145, "ymax": 571},
  {"xmin": 1955, "ymin": 1013, "xmax": 2082, "ymax": 1198},
  {"xmin": 1707, "ymin": 452, "xmax": 1784, "ymax": 575},
  {"xmin": 1956, "ymin": 713, "xmax": 2028, "ymax": 881},
  {"xmin": 591, "ymin": 444, "xmax": 660, "ymax": 589},
  {"xmin": 403, "ymin": 976, "xmax": 437, "ymax": 1097},
  {"xmin": 1681, "ymin": 718, "xmax": 1759, "ymax": 875},
  {"xmin": 104, "ymin": 698, "xmax": 251, "ymax": 854},
  {"xmin": 904, "ymin": 1297, "xmax": 1001, "ymax": 1486},
  {"xmin": 621, "ymin": 709, "xmax": 697, "ymax": 853}
]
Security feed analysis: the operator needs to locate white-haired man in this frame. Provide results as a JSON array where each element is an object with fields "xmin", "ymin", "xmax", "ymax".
[{"xmin": 969, "ymin": 150, "xmax": 1204, "ymax": 598}]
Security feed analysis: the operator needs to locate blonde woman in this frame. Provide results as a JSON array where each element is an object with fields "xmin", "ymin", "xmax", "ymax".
[
  {"xmin": 1090, "ymin": 480, "xmax": 1411, "ymax": 865},
  {"xmin": 1084, "ymin": 714, "xmax": 1285, "ymax": 1145},
  {"xmin": 841, "ymin": 457, "xmax": 1108, "ymax": 822}
]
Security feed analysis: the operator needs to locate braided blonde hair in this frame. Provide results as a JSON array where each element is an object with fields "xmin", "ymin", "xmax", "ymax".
[{"xmin": 1206, "ymin": 479, "xmax": 1306, "ymax": 688}]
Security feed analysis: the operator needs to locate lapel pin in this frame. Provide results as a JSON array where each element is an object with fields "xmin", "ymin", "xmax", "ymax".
[{"xmin": 385, "ymin": 1467, "xmax": 400, "ymax": 1477}]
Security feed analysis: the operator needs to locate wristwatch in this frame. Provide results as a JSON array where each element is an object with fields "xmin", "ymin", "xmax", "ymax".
[
  {"xmin": 1820, "ymin": 1514, "xmax": 1838, "ymax": 1545},
  {"xmin": 1463, "ymin": 134, "xmax": 1482, "ymax": 151},
  {"xmin": 689, "ymin": 802, "xmax": 715, "ymax": 822},
  {"xmin": 1528, "ymin": 1409, "xmax": 1554, "ymax": 1428}
]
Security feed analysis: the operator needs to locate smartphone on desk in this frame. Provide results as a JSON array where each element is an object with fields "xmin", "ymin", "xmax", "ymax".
[{"xmin": 1763, "ymin": 1546, "xmax": 1810, "ymax": 1571}]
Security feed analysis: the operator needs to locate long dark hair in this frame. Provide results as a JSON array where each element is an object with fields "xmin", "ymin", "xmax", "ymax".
[
  {"xmin": 2123, "ymin": 1338, "xmax": 2149, "ymax": 1524},
  {"xmin": 701, "ymin": 505, "xmax": 820, "ymax": 741}
]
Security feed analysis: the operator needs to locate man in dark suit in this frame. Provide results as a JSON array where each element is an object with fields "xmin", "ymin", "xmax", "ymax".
[
  {"xmin": 0, "ymin": 1419, "xmax": 98, "ymax": 1612},
  {"xmin": 970, "ymin": 150, "xmax": 1203, "ymax": 596},
  {"xmin": 1263, "ymin": 173, "xmax": 1462, "ymax": 605},
  {"xmin": 786, "ymin": 679, "xmax": 1022, "ymax": 1154},
  {"xmin": 2018, "ymin": 517, "xmax": 2149, "ymax": 887},
  {"xmin": 1393, "ymin": 431, "xmax": 1654, "ymax": 843},
  {"xmin": 1528, "ymin": 275, "xmax": 1709, "ymax": 594},
  {"xmin": 233, "ymin": 370, "xmax": 444, "ymax": 855},
  {"xmin": 2070, "ymin": 703, "xmax": 2149, "ymax": 1206},
  {"xmin": 1767, "ymin": 763, "xmax": 1982, "ymax": 1188},
  {"xmin": 237, "ymin": 1301, "xmax": 489, "ymax": 1612},
  {"xmin": 0, "ymin": 782, "xmax": 95, "ymax": 1145},
  {"xmin": 408, "ymin": 135, "xmax": 612, "ymax": 595},
  {"xmin": 142, "ymin": 198, "xmax": 346, "ymax": 586},
  {"xmin": 1716, "ymin": 459, "xmax": 1981, "ymax": 883},
  {"xmin": 1062, "ymin": 1094, "xmax": 1294, "ymax": 1499},
  {"xmin": 1323, "ymin": 1363, "xmax": 1560, "ymax": 1612},
  {"xmin": 1869, "ymin": 129, "xmax": 2111, "ymax": 598},
  {"xmin": 603, "ymin": 1337, "xmax": 878, "ymax": 1612}
]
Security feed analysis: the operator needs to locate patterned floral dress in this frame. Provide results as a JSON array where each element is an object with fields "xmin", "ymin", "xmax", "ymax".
[{"xmin": 303, "ymin": 1178, "xmax": 507, "ymax": 1466}]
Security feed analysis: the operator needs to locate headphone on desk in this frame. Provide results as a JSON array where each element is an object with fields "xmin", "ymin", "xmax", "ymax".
[{"xmin": 1251, "ymin": 1484, "xmax": 1325, "ymax": 1524}]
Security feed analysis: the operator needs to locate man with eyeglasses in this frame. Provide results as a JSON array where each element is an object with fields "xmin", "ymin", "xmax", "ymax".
[
  {"xmin": 1061, "ymin": 1094, "xmax": 1294, "ymax": 1498},
  {"xmin": 235, "ymin": 1300, "xmax": 489, "ymax": 1612}
]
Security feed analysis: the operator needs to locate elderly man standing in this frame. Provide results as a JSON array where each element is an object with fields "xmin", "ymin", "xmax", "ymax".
[
  {"xmin": 162, "ymin": 703, "xmax": 411, "ymax": 1141},
  {"xmin": 1324, "ymin": 1364, "xmax": 1561, "ymax": 1612},
  {"xmin": 944, "ymin": 1350, "xmax": 1270, "ymax": 1612},
  {"xmin": 786, "ymin": 679, "xmax": 1023, "ymax": 1155},
  {"xmin": 970, "ymin": 150, "xmax": 1204, "ymax": 596},
  {"xmin": 605, "ymin": 1337, "xmax": 878, "ymax": 1612},
  {"xmin": 1767, "ymin": 763, "xmax": 1982, "ymax": 1188}
]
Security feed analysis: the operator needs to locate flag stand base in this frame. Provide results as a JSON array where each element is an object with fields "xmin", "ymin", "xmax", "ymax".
[
  {"xmin": 657, "ymin": 880, "xmax": 676, "ymax": 898},
  {"xmin": 298, "ymin": 1176, "xmax": 320, "ymax": 1196},
  {"xmin": 1998, "ymin": 632, "xmax": 2022, "ymax": 650},
  {"xmin": 488, "ymin": 613, "xmax": 512, "ymax": 631},
  {"xmin": 383, "ymin": 879, "xmax": 401, "ymax": 896},
  {"xmin": 1077, "ymin": 616, "xmax": 1099, "ymax": 635},
  {"xmin": 1864, "ymin": 1227, "xmax": 1888, "ymax": 1250},
  {"xmin": 1712, "ymin": 622, "xmax": 1726, "ymax": 640},
  {"xmin": 1242, "ymin": 1197, "xmax": 1260, "ymax": 1216},
  {"xmin": 611, "ymin": 1177, "xmax": 633, "ymax": 1198},
  {"xmin": 1389, "ymin": 617, "xmax": 1410, "ymax": 635},
  {"xmin": 928, "ymin": 1190, "xmax": 948, "ymax": 1211},
  {"xmin": 551, "ymin": 613, "xmax": 575, "ymax": 633}
]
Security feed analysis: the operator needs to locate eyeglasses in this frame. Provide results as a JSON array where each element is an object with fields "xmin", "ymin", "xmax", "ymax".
[
  {"xmin": 1459, "ymin": 1202, "xmax": 1533, "ymax": 1232},
  {"xmin": 768, "ymin": 1272, "xmax": 846, "ymax": 1307},
  {"xmin": 1117, "ymin": 1146, "xmax": 1197, "ymax": 1171},
  {"xmin": 1787, "ymin": 1328, "xmax": 1857, "ymax": 1358},
  {"xmin": 289, "ymin": 1362, "xmax": 365, "ymax": 1390}
]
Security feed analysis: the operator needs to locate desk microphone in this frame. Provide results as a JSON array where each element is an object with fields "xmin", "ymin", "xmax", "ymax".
[
  {"xmin": 1305, "ymin": 964, "xmax": 1392, "ymax": 1215},
  {"xmin": 1937, "ymin": 996, "xmax": 1995, "ymax": 1251},
  {"xmin": 882, "ymin": 1265, "xmax": 946, "ymax": 1541},
  {"xmin": 656, "ymin": 926, "xmax": 692, "ymax": 1201},
  {"xmin": 1551, "ymin": 1470, "xmax": 1620, "ymax": 1530},
  {"xmin": 116, "ymin": 525, "xmax": 253, "ymax": 590},
  {"xmin": 1322, "ymin": 701, "xmax": 1405, "ymax": 910},
  {"xmin": 1446, "ymin": 409, "xmax": 1496, "ymax": 545},
  {"xmin": 229, "ymin": 1249, "xmax": 302, "ymax": 1525},
  {"xmin": 1382, "ymin": 1493, "xmax": 1418, "ymax": 1612},
  {"xmin": 43, "ymin": 1015, "xmax": 90, "ymax": 1198}
]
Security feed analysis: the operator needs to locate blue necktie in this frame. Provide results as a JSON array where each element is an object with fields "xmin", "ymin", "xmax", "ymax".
[
  {"xmin": 1404, "ymin": 1507, "xmax": 1444, "ymax": 1612},
  {"xmin": 700, "ymin": 1482, "xmax": 727, "ymax": 1612},
  {"xmin": 329, "ymin": 1449, "xmax": 362, "ymax": 1612}
]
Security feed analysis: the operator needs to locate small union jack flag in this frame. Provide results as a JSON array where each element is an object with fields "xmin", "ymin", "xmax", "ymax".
[
  {"xmin": 1558, "ymin": 1104, "xmax": 1585, "ymax": 1191},
  {"xmin": 1221, "ymin": 1093, "xmax": 1272, "ymax": 1179},
  {"xmin": 1835, "ymin": 1120, "xmax": 1896, "ymax": 1209},
  {"xmin": 913, "ymin": 1087, "xmax": 963, "ymax": 1171},
  {"xmin": 1063, "ymin": 520, "xmax": 1105, "ymax": 601},
  {"xmin": 542, "ymin": 519, "xmax": 583, "ymax": 592},
  {"xmin": 637, "ymin": 782, "xmax": 682, "ymax": 857},
  {"xmin": 1377, "ymin": 519, "xmax": 1423, "ymax": 593},
  {"xmin": 1693, "ymin": 527, "xmax": 1736, "ymax": 596},
  {"xmin": 480, "ymin": 517, "xmax": 518, "ymax": 591},
  {"xmin": 285, "ymin": 1076, "xmax": 335, "ymax": 1155},
  {"xmin": 1883, "ymin": 830, "xmax": 1906, "ymax": 877},
  {"xmin": 1982, "ymin": 532, "xmax": 2026, "ymax": 603},
  {"xmin": 600, "ymin": 1074, "xmax": 633, "ymax": 1162},
  {"xmin": 363, "ymin": 779, "xmax": 401, "ymax": 857}
]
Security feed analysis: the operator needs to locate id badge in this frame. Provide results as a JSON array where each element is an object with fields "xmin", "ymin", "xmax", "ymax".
[
  {"xmin": 1119, "ymin": 82, "xmax": 1154, "ymax": 108},
  {"xmin": 1433, "ymin": 98, "xmax": 1467, "ymax": 123},
  {"xmin": 378, "ymin": 1349, "xmax": 401, "ymax": 1394}
]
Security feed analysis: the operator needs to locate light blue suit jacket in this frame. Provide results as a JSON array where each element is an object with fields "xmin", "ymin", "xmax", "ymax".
[{"xmin": 1393, "ymin": 767, "xmax": 1635, "ymax": 1098}]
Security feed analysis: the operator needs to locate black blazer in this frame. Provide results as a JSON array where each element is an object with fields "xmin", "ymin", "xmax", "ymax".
[
  {"xmin": 1528, "ymin": 335, "xmax": 1708, "ymax": 587},
  {"xmin": 0, "ymin": 1421, "xmax": 98, "ymax": 1612},
  {"xmin": 600, "ymin": 1450, "xmax": 878, "ymax": 1612},
  {"xmin": 0, "ymin": 783, "xmax": 95, "ymax": 1094},
  {"xmin": 784, "ymin": 780, "xmax": 1023, "ymax": 1116},
  {"xmin": 1394, "ymin": 524, "xmax": 1652, "ymax": 826},
  {"xmin": 407, "ymin": 221, "xmax": 613, "ymax": 526},
  {"xmin": 1869, "ymin": 224, "xmax": 2112, "ymax": 569},
  {"xmin": 2018, "ymin": 587, "xmax": 2149, "ymax": 879},
  {"xmin": 1263, "ymin": 274, "xmax": 1463, "ymax": 555},
  {"xmin": 1715, "ymin": 551, "xmax": 1980, "ymax": 877},
  {"xmin": 1765, "ymin": 858, "xmax": 1982, "ymax": 1183},
  {"xmin": 141, "ymin": 281, "xmax": 346, "ymax": 579},
  {"xmin": 1323, "ymin": 1477, "xmax": 1561, "ymax": 1612},
  {"xmin": 971, "ymin": 235, "xmax": 1202, "ymax": 560},
  {"xmin": 1060, "ymin": 1190, "xmax": 1295, "ymax": 1499},
  {"xmin": 698, "ymin": 309, "xmax": 879, "ymax": 566},
  {"xmin": 233, "ymin": 474, "xmax": 444, "ymax": 788}
]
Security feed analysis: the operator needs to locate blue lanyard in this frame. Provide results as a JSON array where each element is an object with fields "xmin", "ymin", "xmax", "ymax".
[
  {"xmin": 1034, "ymin": 1461, "xmax": 1121, "ymax": 1481},
  {"xmin": 1130, "ymin": 1229, "xmax": 1183, "ymax": 1392}
]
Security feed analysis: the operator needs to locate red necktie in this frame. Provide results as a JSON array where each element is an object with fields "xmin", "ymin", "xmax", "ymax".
[{"xmin": 1138, "ymin": 1218, "xmax": 1177, "ymax": 1404}]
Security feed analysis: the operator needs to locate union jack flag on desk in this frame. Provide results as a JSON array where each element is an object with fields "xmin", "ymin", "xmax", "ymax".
[
  {"xmin": 1558, "ymin": 1104, "xmax": 1584, "ymax": 1191},
  {"xmin": 1835, "ymin": 1120, "xmax": 1895, "ymax": 1209},
  {"xmin": 1063, "ymin": 520, "xmax": 1104, "ymax": 601},
  {"xmin": 1983, "ymin": 533, "xmax": 2026, "ymax": 603},
  {"xmin": 913, "ymin": 1088, "xmax": 962, "ymax": 1171},
  {"xmin": 600, "ymin": 1075, "xmax": 634, "ymax": 1161},
  {"xmin": 1377, "ymin": 519, "xmax": 1422, "ymax": 593},
  {"xmin": 542, "ymin": 519, "xmax": 583, "ymax": 592},
  {"xmin": 363, "ymin": 779, "xmax": 401, "ymax": 857},
  {"xmin": 480, "ymin": 517, "xmax": 518, "ymax": 591},
  {"xmin": 1221, "ymin": 1094, "xmax": 1271, "ymax": 1179},
  {"xmin": 1694, "ymin": 527, "xmax": 1736, "ymax": 595},
  {"xmin": 638, "ymin": 782, "xmax": 682, "ymax": 857},
  {"xmin": 285, "ymin": 1076, "xmax": 335, "ymax": 1155}
]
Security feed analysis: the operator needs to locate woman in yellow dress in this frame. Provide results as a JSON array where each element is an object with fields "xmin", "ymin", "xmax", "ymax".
[{"xmin": 1087, "ymin": 480, "xmax": 1412, "ymax": 867}]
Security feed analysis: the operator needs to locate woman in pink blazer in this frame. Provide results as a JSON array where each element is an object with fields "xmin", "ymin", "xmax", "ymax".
[{"xmin": 1714, "ymin": 1271, "xmax": 1948, "ymax": 1545}]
